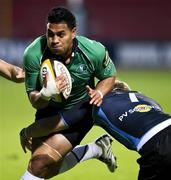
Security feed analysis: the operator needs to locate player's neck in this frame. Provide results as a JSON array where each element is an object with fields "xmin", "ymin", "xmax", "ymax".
[{"xmin": 62, "ymin": 44, "xmax": 74, "ymax": 64}]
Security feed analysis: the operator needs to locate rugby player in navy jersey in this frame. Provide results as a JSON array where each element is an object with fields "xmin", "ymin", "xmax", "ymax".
[
  {"xmin": 93, "ymin": 80, "xmax": 171, "ymax": 180},
  {"xmin": 0, "ymin": 59, "xmax": 24, "ymax": 83}
]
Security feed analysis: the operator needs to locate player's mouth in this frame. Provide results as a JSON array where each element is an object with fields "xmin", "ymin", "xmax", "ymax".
[
  {"xmin": 51, "ymin": 46, "xmax": 63, "ymax": 51},
  {"xmin": 51, "ymin": 46, "xmax": 64, "ymax": 54},
  {"xmin": 52, "ymin": 45, "xmax": 62, "ymax": 49}
]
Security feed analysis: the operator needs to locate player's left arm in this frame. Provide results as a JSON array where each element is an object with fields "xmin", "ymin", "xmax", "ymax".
[
  {"xmin": 0, "ymin": 59, "xmax": 25, "ymax": 83},
  {"xmin": 87, "ymin": 49, "xmax": 117, "ymax": 106}
]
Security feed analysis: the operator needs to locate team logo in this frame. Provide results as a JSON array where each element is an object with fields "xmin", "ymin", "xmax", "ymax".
[
  {"xmin": 134, "ymin": 104, "xmax": 152, "ymax": 112},
  {"xmin": 76, "ymin": 64, "xmax": 88, "ymax": 74},
  {"xmin": 118, "ymin": 104, "xmax": 153, "ymax": 121}
]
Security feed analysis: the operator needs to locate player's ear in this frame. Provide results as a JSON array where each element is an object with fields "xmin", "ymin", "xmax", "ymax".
[{"xmin": 71, "ymin": 27, "xmax": 76, "ymax": 39}]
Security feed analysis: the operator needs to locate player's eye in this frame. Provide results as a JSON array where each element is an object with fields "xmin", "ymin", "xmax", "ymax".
[
  {"xmin": 47, "ymin": 30, "xmax": 55, "ymax": 37},
  {"xmin": 57, "ymin": 32, "xmax": 65, "ymax": 38}
]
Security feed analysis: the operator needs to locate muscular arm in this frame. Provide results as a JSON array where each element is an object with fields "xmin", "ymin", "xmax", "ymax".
[
  {"xmin": 0, "ymin": 59, "xmax": 24, "ymax": 83},
  {"xmin": 96, "ymin": 76, "xmax": 116, "ymax": 96}
]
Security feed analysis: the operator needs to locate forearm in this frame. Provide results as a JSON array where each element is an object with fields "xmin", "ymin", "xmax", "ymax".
[
  {"xmin": 0, "ymin": 60, "xmax": 13, "ymax": 80},
  {"xmin": 96, "ymin": 76, "xmax": 116, "ymax": 96},
  {"xmin": 0, "ymin": 59, "xmax": 24, "ymax": 83}
]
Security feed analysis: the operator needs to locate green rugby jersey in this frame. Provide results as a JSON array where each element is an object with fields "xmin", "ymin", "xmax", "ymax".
[{"xmin": 23, "ymin": 35, "xmax": 116, "ymax": 109}]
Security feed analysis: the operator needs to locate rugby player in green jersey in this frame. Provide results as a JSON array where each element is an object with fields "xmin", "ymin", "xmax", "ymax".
[
  {"xmin": 20, "ymin": 6, "xmax": 117, "ymax": 179},
  {"xmin": 0, "ymin": 59, "xmax": 24, "ymax": 83}
]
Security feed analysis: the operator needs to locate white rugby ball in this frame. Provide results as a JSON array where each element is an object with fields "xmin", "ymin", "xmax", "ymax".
[{"xmin": 40, "ymin": 59, "xmax": 72, "ymax": 101}]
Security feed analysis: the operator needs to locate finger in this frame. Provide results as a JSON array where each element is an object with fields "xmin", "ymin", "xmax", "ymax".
[
  {"xmin": 56, "ymin": 80, "xmax": 67, "ymax": 92},
  {"xmin": 96, "ymin": 99, "xmax": 103, "ymax": 106},
  {"xmin": 89, "ymin": 91, "xmax": 103, "ymax": 105},
  {"xmin": 60, "ymin": 79, "xmax": 68, "ymax": 89},
  {"xmin": 15, "ymin": 69, "xmax": 23, "ymax": 78},
  {"xmin": 90, "ymin": 92, "xmax": 96, "ymax": 99},
  {"xmin": 56, "ymin": 74, "xmax": 65, "ymax": 81},
  {"xmin": 86, "ymin": 85, "xmax": 93, "ymax": 95},
  {"xmin": 86, "ymin": 85, "xmax": 90, "ymax": 91},
  {"xmin": 88, "ymin": 89, "xmax": 98, "ymax": 99},
  {"xmin": 90, "ymin": 98, "xmax": 102, "ymax": 106},
  {"xmin": 89, "ymin": 96, "xmax": 97, "ymax": 104},
  {"xmin": 61, "ymin": 84, "xmax": 68, "ymax": 92}
]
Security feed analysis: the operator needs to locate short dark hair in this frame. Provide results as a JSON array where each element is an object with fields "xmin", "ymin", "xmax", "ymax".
[{"xmin": 47, "ymin": 7, "xmax": 76, "ymax": 30}]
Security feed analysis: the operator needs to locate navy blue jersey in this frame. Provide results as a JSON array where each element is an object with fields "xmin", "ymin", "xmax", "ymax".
[{"xmin": 93, "ymin": 90, "xmax": 171, "ymax": 151}]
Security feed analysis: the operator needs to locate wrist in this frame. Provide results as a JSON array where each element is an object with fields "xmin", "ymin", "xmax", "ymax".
[{"xmin": 97, "ymin": 89, "xmax": 103, "ymax": 99}]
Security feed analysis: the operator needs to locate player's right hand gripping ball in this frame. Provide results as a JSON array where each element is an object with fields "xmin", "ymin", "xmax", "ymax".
[{"xmin": 40, "ymin": 59, "xmax": 72, "ymax": 102}]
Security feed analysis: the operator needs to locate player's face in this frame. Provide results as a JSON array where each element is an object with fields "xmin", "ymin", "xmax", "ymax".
[{"xmin": 46, "ymin": 22, "xmax": 76, "ymax": 57}]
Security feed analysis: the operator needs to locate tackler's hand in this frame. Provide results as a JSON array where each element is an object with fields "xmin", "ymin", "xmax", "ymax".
[{"xmin": 12, "ymin": 67, "xmax": 25, "ymax": 83}]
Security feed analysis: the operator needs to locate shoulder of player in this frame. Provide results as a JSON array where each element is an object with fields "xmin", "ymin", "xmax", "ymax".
[
  {"xmin": 76, "ymin": 36, "xmax": 106, "ymax": 59},
  {"xmin": 23, "ymin": 35, "xmax": 46, "ymax": 69},
  {"xmin": 24, "ymin": 35, "xmax": 46, "ymax": 57}
]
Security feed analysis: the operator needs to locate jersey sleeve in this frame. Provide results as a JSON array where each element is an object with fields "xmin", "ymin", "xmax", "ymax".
[
  {"xmin": 77, "ymin": 36, "xmax": 116, "ymax": 80},
  {"xmin": 94, "ymin": 48, "xmax": 116, "ymax": 80},
  {"xmin": 23, "ymin": 45, "xmax": 41, "ymax": 92}
]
